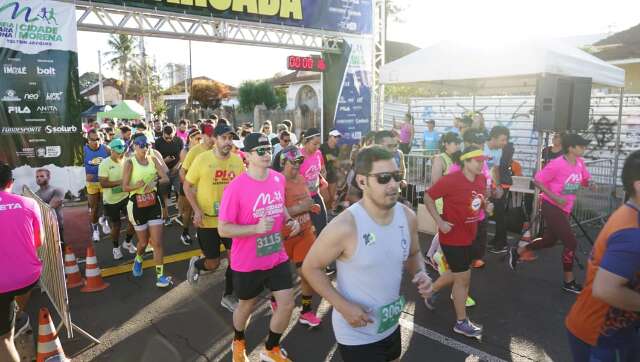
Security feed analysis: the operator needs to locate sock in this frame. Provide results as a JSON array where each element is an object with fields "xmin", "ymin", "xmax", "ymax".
[
  {"xmin": 92, "ymin": 223, "xmax": 99, "ymax": 231},
  {"xmin": 234, "ymin": 328, "xmax": 245, "ymax": 341},
  {"xmin": 224, "ymin": 265, "xmax": 234, "ymax": 296},
  {"xmin": 194, "ymin": 257, "xmax": 206, "ymax": 271},
  {"xmin": 135, "ymin": 254, "xmax": 143, "ymax": 263},
  {"xmin": 112, "ymin": 238, "xmax": 119, "ymax": 248},
  {"xmin": 265, "ymin": 330, "xmax": 282, "ymax": 351},
  {"xmin": 301, "ymin": 295, "xmax": 313, "ymax": 313},
  {"xmin": 155, "ymin": 264, "xmax": 164, "ymax": 277},
  {"xmin": 125, "ymin": 233, "xmax": 134, "ymax": 243}
]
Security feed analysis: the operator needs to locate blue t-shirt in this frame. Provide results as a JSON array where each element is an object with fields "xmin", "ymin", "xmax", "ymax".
[
  {"xmin": 83, "ymin": 144, "xmax": 109, "ymax": 180},
  {"xmin": 423, "ymin": 130, "xmax": 441, "ymax": 151},
  {"xmin": 484, "ymin": 144, "xmax": 502, "ymax": 169}
]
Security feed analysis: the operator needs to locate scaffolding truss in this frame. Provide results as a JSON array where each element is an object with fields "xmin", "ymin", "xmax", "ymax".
[{"xmin": 372, "ymin": 0, "xmax": 385, "ymax": 129}]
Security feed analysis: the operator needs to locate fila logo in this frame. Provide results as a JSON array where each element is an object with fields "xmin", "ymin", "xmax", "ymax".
[
  {"xmin": 8, "ymin": 106, "xmax": 31, "ymax": 114},
  {"xmin": 36, "ymin": 66, "xmax": 56, "ymax": 76}
]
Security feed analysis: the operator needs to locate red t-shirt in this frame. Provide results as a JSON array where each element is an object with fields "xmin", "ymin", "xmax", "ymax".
[{"xmin": 426, "ymin": 171, "xmax": 486, "ymax": 246}]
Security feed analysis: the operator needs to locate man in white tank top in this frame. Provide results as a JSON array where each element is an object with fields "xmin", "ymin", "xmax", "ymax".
[{"xmin": 302, "ymin": 146, "xmax": 433, "ymax": 362}]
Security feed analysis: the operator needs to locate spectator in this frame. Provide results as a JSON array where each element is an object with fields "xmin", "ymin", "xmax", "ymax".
[
  {"xmin": 261, "ymin": 120, "xmax": 277, "ymax": 141},
  {"xmin": 0, "ymin": 162, "xmax": 42, "ymax": 362},
  {"xmin": 282, "ymin": 120, "xmax": 297, "ymax": 145},
  {"xmin": 423, "ymin": 119, "xmax": 441, "ymax": 153},
  {"xmin": 542, "ymin": 132, "xmax": 564, "ymax": 167},
  {"xmin": 320, "ymin": 129, "xmax": 342, "ymax": 212},
  {"xmin": 34, "ymin": 169, "xmax": 65, "ymax": 248},
  {"xmin": 155, "ymin": 124, "xmax": 184, "ymax": 224},
  {"xmin": 485, "ymin": 126, "xmax": 511, "ymax": 254},
  {"xmin": 397, "ymin": 113, "xmax": 415, "ymax": 154}
]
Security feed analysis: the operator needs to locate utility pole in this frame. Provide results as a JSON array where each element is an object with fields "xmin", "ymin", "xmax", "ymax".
[
  {"xmin": 98, "ymin": 50, "xmax": 105, "ymax": 105},
  {"xmin": 188, "ymin": 40, "xmax": 194, "ymax": 122},
  {"xmin": 139, "ymin": 36, "xmax": 153, "ymax": 120}
]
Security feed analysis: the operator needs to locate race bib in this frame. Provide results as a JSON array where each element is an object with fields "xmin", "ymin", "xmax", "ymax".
[
  {"xmin": 562, "ymin": 183, "xmax": 580, "ymax": 195},
  {"xmin": 377, "ymin": 296, "xmax": 405, "ymax": 334},
  {"xmin": 256, "ymin": 233, "xmax": 282, "ymax": 257},
  {"xmin": 135, "ymin": 192, "xmax": 157, "ymax": 208},
  {"xmin": 112, "ymin": 186, "xmax": 123, "ymax": 194}
]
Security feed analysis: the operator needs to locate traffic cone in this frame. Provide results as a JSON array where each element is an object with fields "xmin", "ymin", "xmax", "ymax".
[
  {"xmin": 519, "ymin": 222, "xmax": 537, "ymax": 261},
  {"xmin": 36, "ymin": 308, "xmax": 68, "ymax": 362},
  {"xmin": 80, "ymin": 246, "xmax": 109, "ymax": 292},
  {"xmin": 64, "ymin": 246, "xmax": 84, "ymax": 289}
]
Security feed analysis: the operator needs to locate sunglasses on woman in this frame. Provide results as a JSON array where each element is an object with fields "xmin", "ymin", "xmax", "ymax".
[
  {"xmin": 287, "ymin": 156, "xmax": 305, "ymax": 166},
  {"xmin": 368, "ymin": 171, "xmax": 403, "ymax": 185},
  {"xmin": 253, "ymin": 147, "xmax": 272, "ymax": 156}
]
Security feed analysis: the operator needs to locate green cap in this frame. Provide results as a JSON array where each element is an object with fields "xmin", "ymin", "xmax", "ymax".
[{"xmin": 109, "ymin": 138, "xmax": 126, "ymax": 153}]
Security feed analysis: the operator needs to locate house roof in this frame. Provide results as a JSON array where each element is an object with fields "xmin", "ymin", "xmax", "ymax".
[
  {"xmin": 169, "ymin": 76, "xmax": 238, "ymax": 96},
  {"xmin": 591, "ymin": 23, "xmax": 640, "ymax": 61},
  {"xmin": 81, "ymin": 78, "xmax": 121, "ymax": 96}
]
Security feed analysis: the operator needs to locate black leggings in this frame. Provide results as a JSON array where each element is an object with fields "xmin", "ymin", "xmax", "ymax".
[{"xmin": 525, "ymin": 200, "xmax": 578, "ymax": 272}]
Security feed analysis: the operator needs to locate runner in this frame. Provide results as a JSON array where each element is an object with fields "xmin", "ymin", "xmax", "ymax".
[
  {"xmin": 122, "ymin": 134, "xmax": 173, "ymax": 288},
  {"xmin": 423, "ymin": 146, "xmax": 492, "ymax": 339},
  {"xmin": 184, "ymin": 123, "xmax": 245, "ymax": 312},
  {"xmin": 509, "ymin": 134, "xmax": 593, "ymax": 293},
  {"xmin": 177, "ymin": 128, "xmax": 203, "ymax": 245},
  {"xmin": 84, "ymin": 128, "xmax": 111, "ymax": 242},
  {"xmin": 302, "ymin": 145, "xmax": 433, "ymax": 361},
  {"xmin": 320, "ymin": 129, "xmax": 341, "ymax": 213},
  {"xmin": 277, "ymin": 146, "xmax": 322, "ymax": 327},
  {"xmin": 218, "ymin": 133, "xmax": 300, "ymax": 362},
  {"xmin": 564, "ymin": 150, "xmax": 640, "ymax": 362},
  {"xmin": 98, "ymin": 138, "xmax": 137, "ymax": 260},
  {"xmin": 299, "ymin": 128, "xmax": 328, "ymax": 235},
  {"xmin": 154, "ymin": 124, "xmax": 184, "ymax": 225}
]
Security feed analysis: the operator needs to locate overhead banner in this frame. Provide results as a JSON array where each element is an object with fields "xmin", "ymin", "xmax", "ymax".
[
  {"xmin": 329, "ymin": 37, "xmax": 372, "ymax": 144},
  {"xmin": 91, "ymin": 0, "xmax": 372, "ymax": 35},
  {"xmin": 0, "ymin": 0, "xmax": 84, "ymax": 167}
]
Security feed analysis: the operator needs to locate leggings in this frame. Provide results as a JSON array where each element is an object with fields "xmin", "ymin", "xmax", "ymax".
[{"xmin": 526, "ymin": 200, "xmax": 577, "ymax": 272}]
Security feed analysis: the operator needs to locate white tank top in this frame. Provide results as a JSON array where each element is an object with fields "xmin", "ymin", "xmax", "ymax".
[{"xmin": 332, "ymin": 202, "xmax": 410, "ymax": 345}]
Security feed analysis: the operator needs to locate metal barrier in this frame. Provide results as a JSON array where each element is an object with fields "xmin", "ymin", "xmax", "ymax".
[
  {"xmin": 571, "ymin": 159, "xmax": 617, "ymax": 227},
  {"xmin": 403, "ymin": 153, "xmax": 433, "ymax": 208}
]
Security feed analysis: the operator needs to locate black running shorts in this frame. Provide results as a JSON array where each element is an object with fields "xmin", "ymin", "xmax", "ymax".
[
  {"xmin": 104, "ymin": 198, "xmax": 128, "ymax": 224},
  {"xmin": 338, "ymin": 326, "xmax": 401, "ymax": 362},
  {"xmin": 440, "ymin": 244, "xmax": 472, "ymax": 273},
  {"xmin": 1, "ymin": 281, "xmax": 37, "ymax": 335},
  {"xmin": 197, "ymin": 228, "xmax": 231, "ymax": 259},
  {"xmin": 127, "ymin": 194, "xmax": 163, "ymax": 230},
  {"xmin": 233, "ymin": 261, "xmax": 292, "ymax": 301}
]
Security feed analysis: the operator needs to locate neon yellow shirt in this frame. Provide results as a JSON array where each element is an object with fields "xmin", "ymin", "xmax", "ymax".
[{"xmin": 98, "ymin": 156, "xmax": 129, "ymax": 204}]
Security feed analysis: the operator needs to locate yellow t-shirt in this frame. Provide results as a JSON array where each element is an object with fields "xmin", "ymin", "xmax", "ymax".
[
  {"xmin": 181, "ymin": 143, "xmax": 209, "ymax": 171},
  {"xmin": 98, "ymin": 156, "xmax": 128, "ymax": 204},
  {"xmin": 185, "ymin": 151, "xmax": 245, "ymax": 228}
]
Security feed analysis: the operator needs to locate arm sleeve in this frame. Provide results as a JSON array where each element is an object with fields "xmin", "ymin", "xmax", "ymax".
[
  {"xmin": 599, "ymin": 229, "xmax": 640, "ymax": 280},
  {"xmin": 427, "ymin": 175, "xmax": 450, "ymax": 200}
]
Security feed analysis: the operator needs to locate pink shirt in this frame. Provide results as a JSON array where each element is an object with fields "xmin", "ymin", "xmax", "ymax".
[
  {"xmin": 218, "ymin": 170, "xmax": 289, "ymax": 272},
  {"xmin": 0, "ymin": 191, "xmax": 42, "ymax": 293},
  {"xmin": 299, "ymin": 148, "xmax": 324, "ymax": 196},
  {"xmin": 535, "ymin": 156, "xmax": 590, "ymax": 214},
  {"xmin": 399, "ymin": 123, "xmax": 412, "ymax": 143},
  {"xmin": 447, "ymin": 161, "xmax": 491, "ymax": 220},
  {"xmin": 176, "ymin": 130, "xmax": 189, "ymax": 143}
]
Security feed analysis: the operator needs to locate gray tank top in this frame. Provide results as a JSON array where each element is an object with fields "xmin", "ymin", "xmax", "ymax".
[{"xmin": 332, "ymin": 202, "xmax": 411, "ymax": 345}]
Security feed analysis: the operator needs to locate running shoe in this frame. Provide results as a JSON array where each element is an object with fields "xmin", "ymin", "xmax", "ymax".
[
  {"xmin": 164, "ymin": 218, "xmax": 173, "ymax": 227},
  {"xmin": 453, "ymin": 319, "xmax": 483, "ymax": 338},
  {"xmin": 132, "ymin": 258, "xmax": 143, "ymax": 277},
  {"xmin": 122, "ymin": 241, "xmax": 137, "ymax": 254},
  {"xmin": 186, "ymin": 256, "xmax": 200, "ymax": 285},
  {"xmin": 14, "ymin": 312, "xmax": 31, "ymax": 337},
  {"xmin": 232, "ymin": 339, "xmax": 248, "ymax": 362},
  {"xmin": 471, "ymin": 259, "xmax": 485, "ymax": 269},
  {"xmin": 508, "ymin": 247, "xmax": 520, "ymax": 270},
  {"xmin": 145, "ymin": 244, "xmax": 154, "ymax": 253},
  {"xmin": 260, "ymin": 346, "xmax": 291, "ymax": 362},
  {"xmin": 156, "ymin": 275, "xmax": 173, "ymax": 288},
  {"xmin": 112, "ymin": 247, "xmax": 123, "ymax": 260},
  {"xmin": 221, "ymin": 294, "xmax": 239, "ymax": 312},
  {"xmin": 450, "ymin": 293, "xmax": 477, "ymax": 307},
  {"xmin": 180, "ymin": 232, "xmax": 192, "ymax": 246},
  {"xmin": 299, "ymin": 311, "xmax": 321, "ymax": 327},
  {"xmin": 488, "ymin": 245, "xmax": 508, "ymax": 254},
  {"xmin": 92, "ymin": 227, "xmax": 100, "ymax": 242},
  {"xmin": 99, "ymin": 216, "xmax": 111, "ymax": 234},
  {"xmin": 563, "ymin": 280, "xmax": 583, "ymax": 294},
  {"xmin": 424, "ymin": 291, "xmax": 438, "ymax": 311}
]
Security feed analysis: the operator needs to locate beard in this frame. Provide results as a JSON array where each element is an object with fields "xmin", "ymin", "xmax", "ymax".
[{"xmin": 367, "ymin": 191, "xmax": 398, "ymax": 210}]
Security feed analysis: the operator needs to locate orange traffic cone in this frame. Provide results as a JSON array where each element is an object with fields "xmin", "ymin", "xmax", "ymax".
[
  {"xmin": 80, "ymin": 246, "xmax": 109, "ymax": 293},
  {"xmin": 36, "ymin": 308, "xmax": 68, "ymax": 362},
  {"xmin": 519, "ymin": 223, "xmax": 537, "ymax": 261},
  {"xmin": 64, "ymin": 246, "xmax": 84, "ymax": 289}
]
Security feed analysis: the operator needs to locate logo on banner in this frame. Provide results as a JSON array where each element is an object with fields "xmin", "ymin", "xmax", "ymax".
[
  {"xmin": 36, "ymin": 146, "xmax": 61, "ymax": 158},
  {"xmin": 8, "ymin": 105, "xmax": 31, "ymax": 114},
  {"xmin": 1, "ymin": 89, "xmax": 20, "ymax": 102},
  {"xmin": 37, "ymin": 105, "xmax": 57, "ymax": 114},
  {"xmin": 23, "ymin": 92, "xmax": 39, "ymax": 101},
  {"xmin": 36, "ymin": 66, "xmax": 56, "ymax": 76},
  {"xmin": 0, "ymin": 2, "xmax": 63, "ymax": 43},
  {"xmin": 45, "ymin": 125, "xmax": 77, "ymax": 134},
  {"xmin": 46, "ymin": 91, "xmax": 63, "ymax": 101},
  {"xmin": 3, "ymin": 64, "xmax": 27, "ymax": 75},
  {"xmin": 0, "ymin": 23, "xmax": 14, "ymax": 39}
]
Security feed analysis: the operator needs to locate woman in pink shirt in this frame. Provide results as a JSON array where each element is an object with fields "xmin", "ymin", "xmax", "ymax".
[
  {"xmin": 0, "ymin": 162, "xmax": 43, "ymax": 361},
  {"xmin": 509, "ymin": 134, "xmax": 593, "ymax": 294},
  {"xmin": 397, "ymin": 113, "xmax": 415, "ymax": 154}
]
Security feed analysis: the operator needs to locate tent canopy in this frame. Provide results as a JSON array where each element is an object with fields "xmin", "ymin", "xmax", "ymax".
[
  {"xmin": 97, "ymin": 100, "xmax": 145, "ymax": 121},
  {"xmin": 380, "ymin": 39, "xmax": 625, "ymax": 92},
  {"xmin": 80, "ymin": 104, "xmax": 111, "ymax": 118}
]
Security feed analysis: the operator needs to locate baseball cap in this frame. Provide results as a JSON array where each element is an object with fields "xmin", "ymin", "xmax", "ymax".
[
  {"xmin": 243, "ymin": 132, "xmax": 271, "ymax": 151},
  {"xmin": 562, "ymin": 133, "xmax": 590, "ymax": 148},
  {"xmin": 463, "ymin": 129, "xmax": 487, "ymax": 145},
  {"xmin": 132, "ymin": 134, "xmax": 149, "ymax": 148},
  {"xmin": 441, "ymin": 132, "xmax": 462, "ymax": 145},
  {"xmin": 200, "ymin": 123, "xmax": 215, "ymax": 137},
  {"xmin": 108, "ymin": 138, "xmax": 126, "ymax": 153},
  {"xmin": 213, "ymin": 123, "xmax": 236, "ymax": 137},
  {"xmin": 280, "ymin": 146, "xmax": 304, "ymax": 164},
  {"xmin": 460, "ymin": 149, "xmax": 489, "ymax": 161},
  {"xmin": 329, "ymin": 129, "xmax": 342, "ymax": 137},
  {"xmin": 304, "ymin": 128, "xmax": 321, "ymax": 139}
]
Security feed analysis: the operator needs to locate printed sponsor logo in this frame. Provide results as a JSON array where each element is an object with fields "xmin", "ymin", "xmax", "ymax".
[
  {"xmin": 36, "ymin": 105, "xmax": 57, "ymax": 113},
  {"xmin": 252, "ymin": 191, "xmax": 284, "ymax": 218},
  {"xmin": 36, "ymin": 66, "xmax": 55, "ymax": 76},
  {"xmin": 1, "ymin": 89, "xmax": 20, "ymax": 101},
  {"xmin": 36, "ymin": 146, "xmax": 61, "ymax": 158},
  {"xmin": 7, "ymin": 105, "xmax": 30, "ymax": 114},
  {"xmin": 45, "ymin": 125, "xmax": 77, "ymax": 134},
  {"xmin": 0, "ymin": 23, "xmax": 14, "ymax": 39},
  {"xmin": 45, "ymin": 91, "xmax": 62, "ymax": 101},
  {"xmin": 3, "ymin": 64, "xmax": 26, "ymax": 74},
  {"xmin": 36, "ymin": 59, "xmax": 53, "ymax": 63},
  {"xmin": 1, "ymin": 126, "xmax": 41, "ymax": 134},
  {"xmin": 25, "ymin": 118, "xmax": 46, "ymax": 123},
  {"xmin": 23, "ymin": 92, "xmax": 39, "ymax": 100}
]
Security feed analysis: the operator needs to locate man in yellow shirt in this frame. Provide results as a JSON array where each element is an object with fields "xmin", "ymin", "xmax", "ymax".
[{"xmin": 184, "ymin": 123, "xmax": 246, "ymax": 312}]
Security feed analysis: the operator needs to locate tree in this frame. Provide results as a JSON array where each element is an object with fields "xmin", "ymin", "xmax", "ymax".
[
  {"xmin": 106, "ymin": 34, "xmax": 136, "ymax": 98},
  {"xmin": 79, "ymin": 72, "xmax": 100, "ymax": 90},
  {"xmin": 126, "ymin": 60, "xmax": 161, "ymax": 103},
  {"xmin": 238, "ymin": 80, "xmax": 279, "ymax": 113},
  {"xmin": 275, "ymin": 87, "xmax": 288, "ymax": 109},
  {"xmin": 190, "ymin": 79, "xmax": 230, "ymax": 110},
  {"xmin": 152, "ymin": 98, "xmax": 168, "ymax": 120}
]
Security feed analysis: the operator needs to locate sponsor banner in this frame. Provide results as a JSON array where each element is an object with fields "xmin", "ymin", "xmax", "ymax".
[
  {"xmin": 330, "ymin": 37, "xmax": 372, "ymax": 144},
  {"xmin": 90, "ymin": 0, "xmax": 372, "ymax": 35},
  {"xmin": 1, "ymin": 0, "xmax": 83, "ymax": 167}
]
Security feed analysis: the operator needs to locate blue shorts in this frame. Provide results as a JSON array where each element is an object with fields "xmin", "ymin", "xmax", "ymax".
[{"xmin": 567, "ymin": 329, "xmax": 640, "ymax": 362}]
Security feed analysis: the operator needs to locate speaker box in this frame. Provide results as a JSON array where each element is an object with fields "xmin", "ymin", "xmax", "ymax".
[{"xmin": 533, "ymin": 75, "xmax": 592, "ymax": 132}]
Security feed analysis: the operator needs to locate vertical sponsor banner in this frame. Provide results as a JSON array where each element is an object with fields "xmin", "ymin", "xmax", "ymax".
[
  {"xmin": 329, "ymin": 37, "xmax": 372, "ymax": 145},
  {"xmin": 0, "ymin": 0, "xmax": 83, "ymax": 167}
]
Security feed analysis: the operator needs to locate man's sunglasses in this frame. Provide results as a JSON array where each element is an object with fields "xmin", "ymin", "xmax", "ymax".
[
  {"xmin": 253, "ymin": 147, "xmax": 272, "ymax": 156},
  {"xmin": 368, "ymin": 171, "xmax": 403, "ymax": 185},
  {"xmin": 88, "ymin": 137, "xmax": 100, "ymax": 142}
]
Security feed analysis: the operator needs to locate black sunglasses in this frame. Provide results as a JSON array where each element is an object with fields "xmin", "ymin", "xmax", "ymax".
[
  {"xmin": 253, "ymin": 147, "xmax": 272, "ymax": 156},
  {"xmin": 286, "ymin": 156, "xmax": 305, "ymax": 166},
  {"xmin": 367, "ymin": 171, "xmax": 403, "ymax": 185}
]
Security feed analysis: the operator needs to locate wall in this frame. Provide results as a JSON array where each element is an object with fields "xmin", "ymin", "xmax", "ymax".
[
  {"xmin": 87, "ymin": 86, "xmax": 122, "ymax": 106},
  {"xmin": 286, "ymin": 81, "xmax": 322, "ymax": 110},
  {"xmin": 619, "ymin": 63, "xmax": 640, "ymax": 93},
  {"xmin": 384, "ymin": 94, "xmax": 640, "ymax": 184}
]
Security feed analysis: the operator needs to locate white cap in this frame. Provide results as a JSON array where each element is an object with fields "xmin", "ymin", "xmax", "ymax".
[{"xmin": 329, "ymin": 129, "xmax": 342, "ymax": 137}]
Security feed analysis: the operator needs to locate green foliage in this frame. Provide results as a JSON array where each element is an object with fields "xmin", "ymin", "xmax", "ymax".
[
  {"xmin": 238, "ymin": 81, "xmax": 279, "ymax": 113},
  {"xmin": 275, "ymin": 87, "xmax": 288, "ymax": 109},
  {"xmin": 79, "ymin": 72, "xmax": 99, "ymax": 90},
  {"xmin": 106, "ymin": 35, "xmax": 137, "ymax": 98},
  {"xmin": 190, "ymin": 79, "xmax": 231, "ymax": 109}
]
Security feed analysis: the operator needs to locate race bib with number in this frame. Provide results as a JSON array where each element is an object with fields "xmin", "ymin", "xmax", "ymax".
[
  {"xmin": 256, "ymin": 233, "xmax": 282, "ymax": 257},
  {"xmin": 135, "ymin": 192, "xmax": 157, "ymax": 208},
  {"xmin": 377, "ymin": 296, "xmax": 405, "ymax": 334},
  {"xmin": 562, "ymin": 183, "xmax": 580, "ymax": 195}
]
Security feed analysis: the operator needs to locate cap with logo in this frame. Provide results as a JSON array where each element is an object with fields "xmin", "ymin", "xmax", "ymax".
[
  {"xmin": 243, "ymin": 132, "xmax": 271, "ymax": 151},
  {"xmin": 108, "ymin": 138, "xmax": 127, "ymax": 153},
  {"xmin": 562, "ymin": 133, "xmax": 590, "ymax": 148},
  {"xmin": 328, "ymin": 129, "xmax": 342, "ymax": 137}
]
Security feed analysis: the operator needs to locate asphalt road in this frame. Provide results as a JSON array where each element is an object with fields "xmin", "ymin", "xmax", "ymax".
[{"xmin": 20, "ymin": 220, "xmax": 599, "ymax": 362}]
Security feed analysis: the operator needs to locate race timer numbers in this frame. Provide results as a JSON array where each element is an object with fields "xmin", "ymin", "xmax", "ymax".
[{"xmin": 287, "ymin": 55, "xmax": 326, "ymax": 72}]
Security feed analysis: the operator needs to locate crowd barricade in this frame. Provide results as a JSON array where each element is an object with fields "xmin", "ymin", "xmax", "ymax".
[{"xmin": 571, "ymin": 159, "xmax": 617, "ymax": 227}]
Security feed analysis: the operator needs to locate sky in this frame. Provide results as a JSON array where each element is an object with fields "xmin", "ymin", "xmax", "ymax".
[{"xmin": 77, "ymin": 0, "xmax": 640, "ymax": 88}]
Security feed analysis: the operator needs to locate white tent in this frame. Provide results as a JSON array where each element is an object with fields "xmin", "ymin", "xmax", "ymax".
[{"xmin": 380, "ymin": 39, "xmax": 625, "ymax": 91}]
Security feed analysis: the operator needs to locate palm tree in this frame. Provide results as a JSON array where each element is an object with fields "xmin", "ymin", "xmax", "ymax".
[{"xmin": 105, "ymin": 34, "xmax": 136, "ymax": 99}]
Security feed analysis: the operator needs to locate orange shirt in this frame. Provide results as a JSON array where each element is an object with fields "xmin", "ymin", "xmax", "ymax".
[
  {"xmin": 565, "ymin": 204, "xmax": 640, "ymax": 346},
  {"xmin": 284, "ymin": 174, "xmax": 314, "ymax": 236}
]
